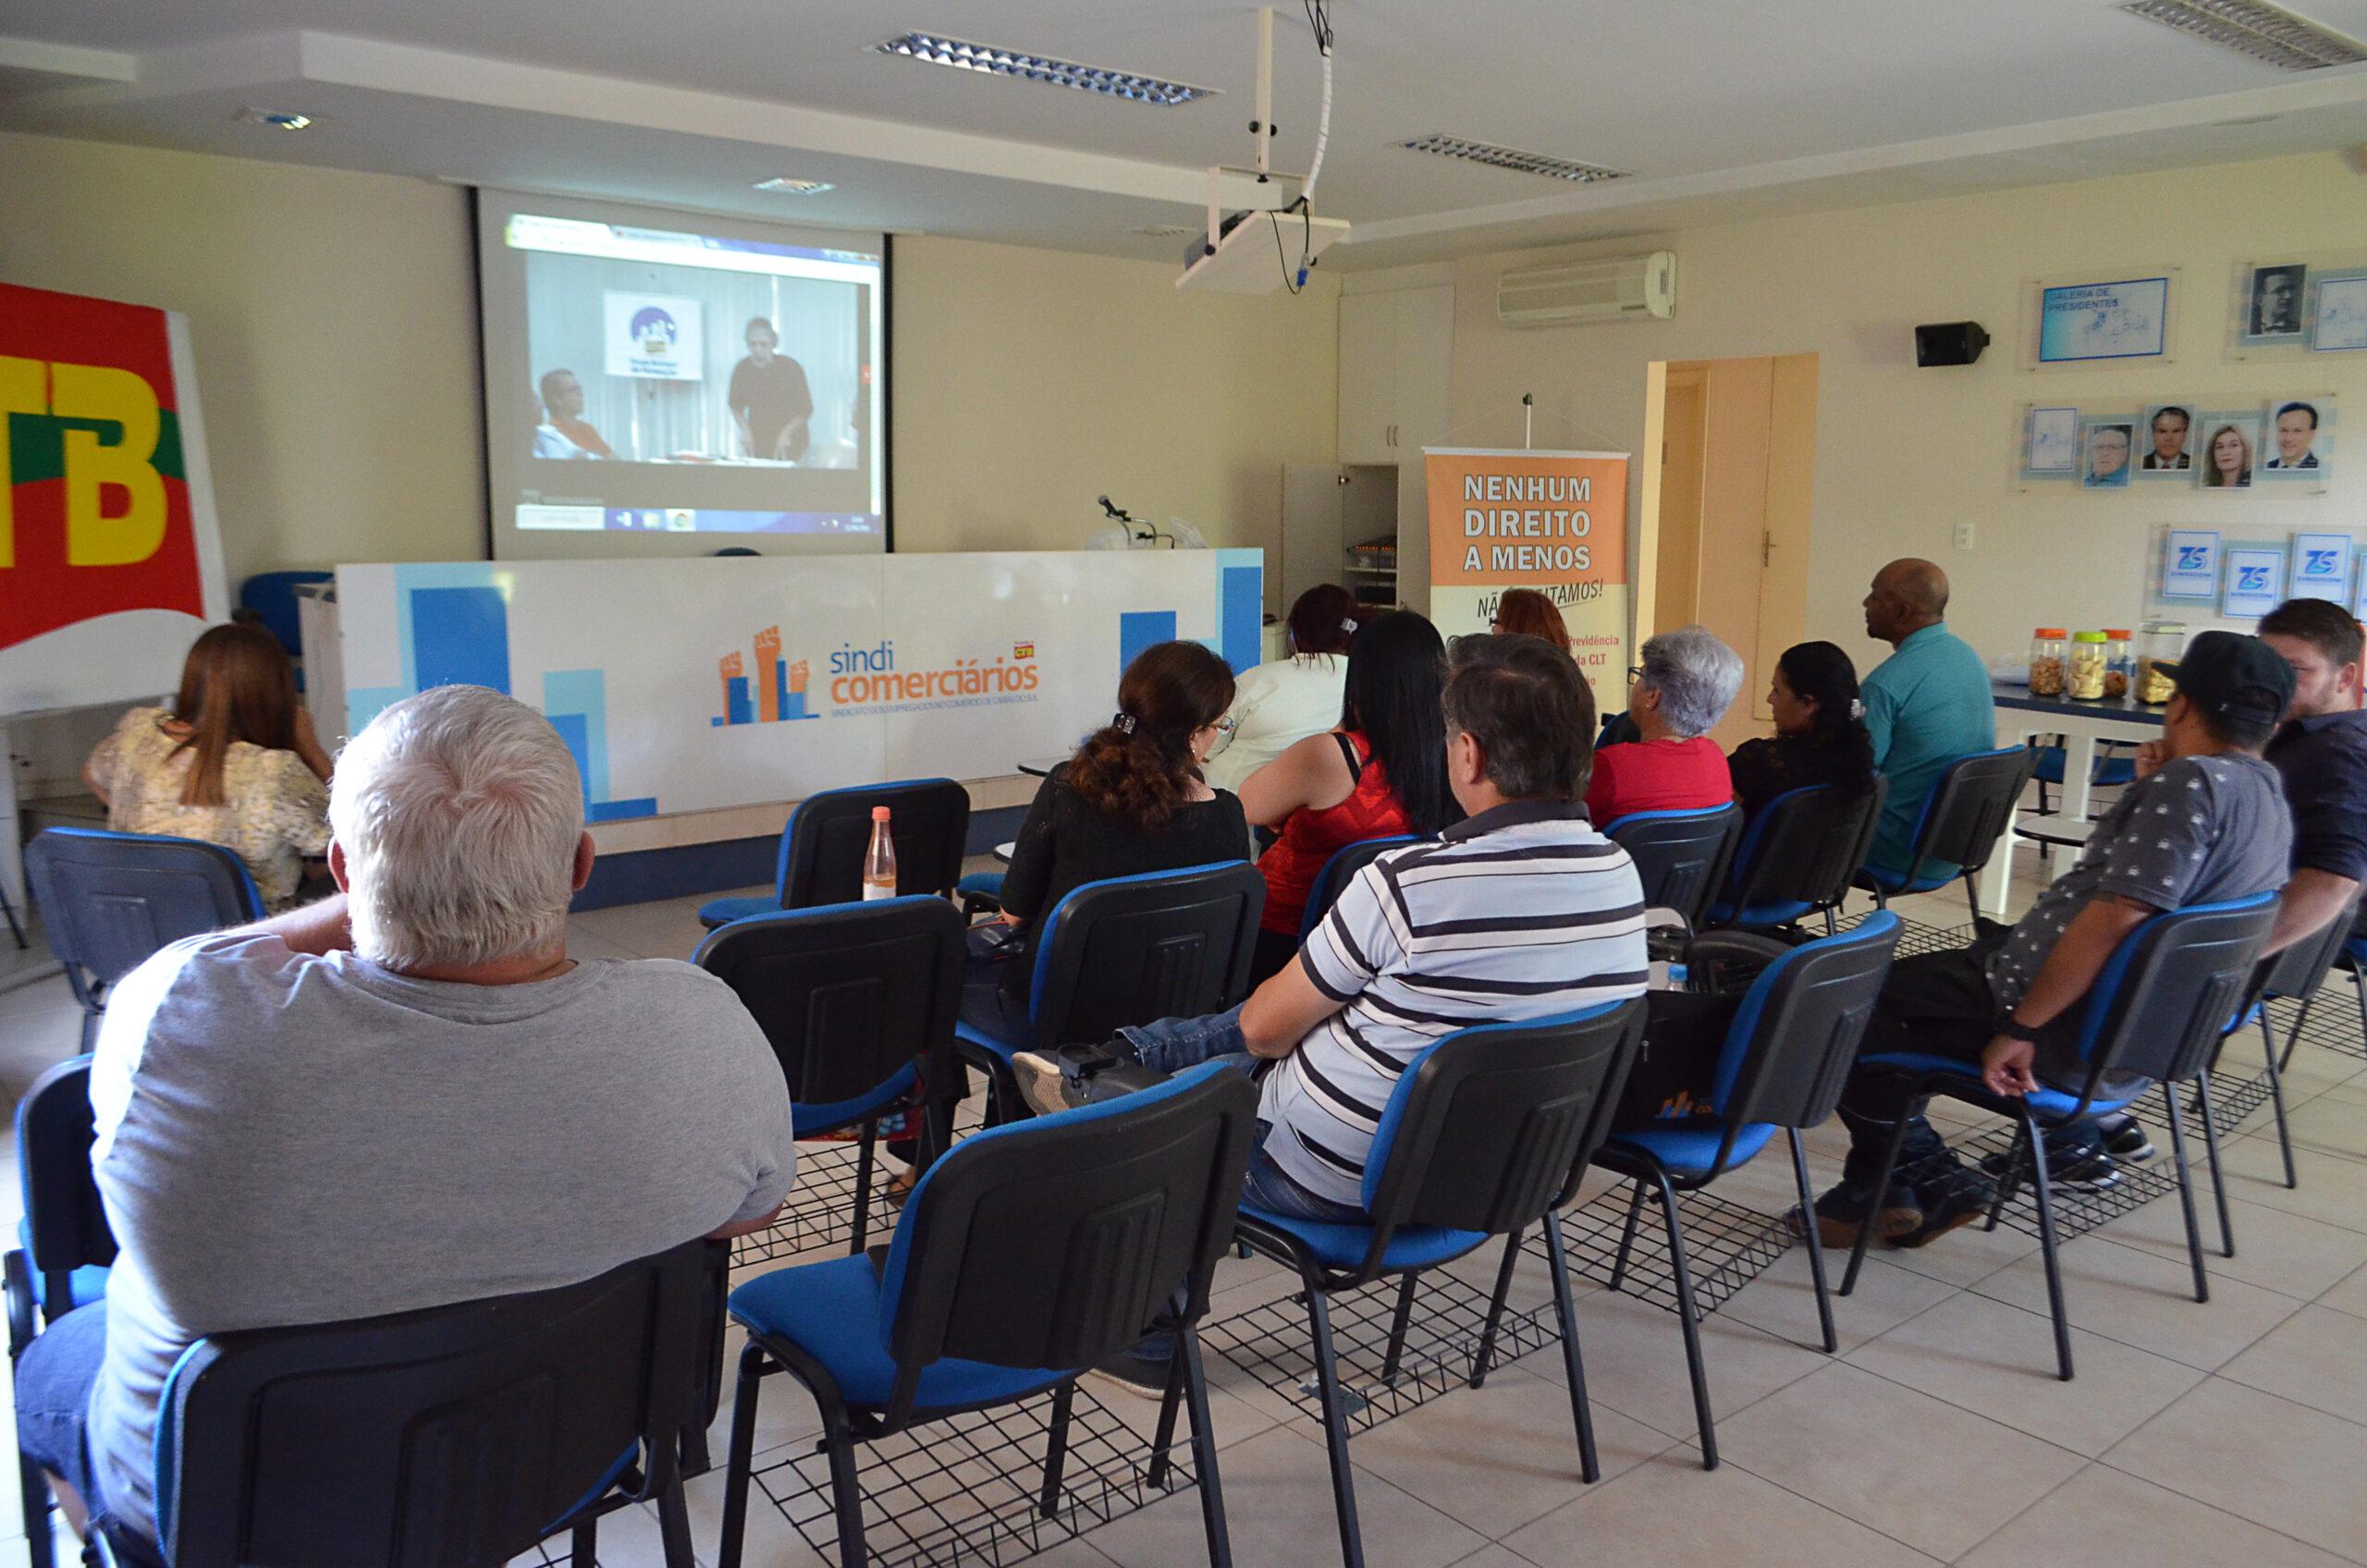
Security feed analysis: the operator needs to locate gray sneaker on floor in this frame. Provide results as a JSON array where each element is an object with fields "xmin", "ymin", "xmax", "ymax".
[{"xmin": 1012, "ymin": 1051, "xmax": 1089, "ymax": 1117}]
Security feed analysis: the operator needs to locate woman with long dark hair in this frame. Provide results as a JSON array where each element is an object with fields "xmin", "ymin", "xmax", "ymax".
[
  {"xmin": 1205, "ymin": 583, "xmax": 1360, "ymax": 794},
  {"xmin": 1236, "ymin": 609, "xmax": 1460, "ymax": 982},
  {"xmin": 82, "ymin": 621, "xmax": 335, "ymax": 911},
  {"xmin": 1726, "ymin": 640, "xmax": 1878, "ymax": 827},
  {"xmin": 978, "ymin": 641, "xmax": 1249, "ymax": 1015}
]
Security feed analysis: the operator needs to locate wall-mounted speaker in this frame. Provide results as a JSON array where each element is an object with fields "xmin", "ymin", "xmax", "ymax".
[{"xmin": 1915, "ymin": 321, "xmax": 1991, "ymax": 367}]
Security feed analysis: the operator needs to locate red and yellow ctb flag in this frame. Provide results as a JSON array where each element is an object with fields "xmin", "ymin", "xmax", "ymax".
[
  {"xmin": 0, "ymin": 283, "xmax": 223, "ymax": 710},
  {"xmin": 1426, "ymin": 447, "xmax": 1631, "ymax": 687}
]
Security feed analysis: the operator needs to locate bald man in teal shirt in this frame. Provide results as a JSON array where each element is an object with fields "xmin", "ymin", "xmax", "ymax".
[{"xmin": 1859, "ymin": 559, "xmax": 1996, "ymax": 880}]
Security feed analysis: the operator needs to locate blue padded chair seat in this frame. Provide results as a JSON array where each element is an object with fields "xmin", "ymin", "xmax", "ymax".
[
  {"xmin": 1604, "ymin": 1121, "xmax": 1777, "ymax": 1180},
  {"xmin": 16, "ymin": 1219, "xmax": 107, "ymax": 1314},
  {"xmin": 792, "ymin": 1063, "xmax": 917, "ymax": 1140},
  {"xmin": 952, "ymin": 1018, "xmax": 1036, "ymax": 1064},
  {"xmin": 1235, "ymin": 1206, "xmax": 1486, "ymax": 1272},
  {"xmin": 1705, "ymin": 898, "xmax": 1814, "ymax": 927},
  {"xmin": 1860, "ymin": 1052, "xmax": 2140, "ymax": 1121},
  {"xmin": 729, "ymin": 1253, "xmax": 1065, "ymax": 1412},
  {"xmin": 2032, "ymin": 747, "xmax": 2136, "ymax": 789},
  {"xmin": 956, "ymin": 872, "xmax": 1005, "ymax": 900},
  {"xmin": 698, "ymin": 895, "xmax": 779, "ymax": 930}
]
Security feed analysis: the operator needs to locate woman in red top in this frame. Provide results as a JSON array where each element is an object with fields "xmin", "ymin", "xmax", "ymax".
[
  {"xmin": 1237, "ymin": 611, "xmax": 1460, "ymax": 983},
  {"xmin": 1587, "ymin": 624, "xmax": 1743, "ymax": 827}
]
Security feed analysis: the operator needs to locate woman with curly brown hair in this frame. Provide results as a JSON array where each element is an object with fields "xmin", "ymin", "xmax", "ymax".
[{"xmin": 967, "ymin": 641, "xmax": 1250, "ymax": 1028}]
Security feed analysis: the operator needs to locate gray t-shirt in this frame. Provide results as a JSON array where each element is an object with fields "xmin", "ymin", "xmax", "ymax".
[
  {"xmin": 1987, "ymin": 753, "xmax": 2290, "ymax": 1054},
  {"xmin": 87, "ymin": 934, "xmax": 798, "ymax": 1538}
]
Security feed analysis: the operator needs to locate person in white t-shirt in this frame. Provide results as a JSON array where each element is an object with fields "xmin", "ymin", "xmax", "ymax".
[{"xmin": 1203, "ymin": 583, "xmax": 1360, "ymax": 796}]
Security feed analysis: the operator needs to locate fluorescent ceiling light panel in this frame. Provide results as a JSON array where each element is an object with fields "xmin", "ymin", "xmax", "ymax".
[
  {"xmin": 235, "ymin": 106, "xmax": 314, "ymax": 129},
  {"xmin": 754, "ymin": 177, "xmax": 835, "ymax": 194},
  {"xmin": 874, "ymin": 31, "xmax": 1218, "ymax": 105},
  {"xmin": 2118, "ymin": 1, "xmax": 2367, "ymax": 68},
  {"xmin": 1401, "ymin": 135, "xmax": 1629, "ymax": 183}
]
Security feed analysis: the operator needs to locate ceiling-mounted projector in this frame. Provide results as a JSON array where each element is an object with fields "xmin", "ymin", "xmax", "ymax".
[
  {"xmin": 1176, "ymin": 5, "xmax": 1344, "ymax": 294},
  {"xmin": 1179, "ymin": 208, "xmax": 1351, "ymax": 293}
]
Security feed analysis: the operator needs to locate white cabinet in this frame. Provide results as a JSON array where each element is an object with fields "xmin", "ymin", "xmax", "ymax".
[{"xmin": 1336, "ymin": 285, "xmax": 1454, "ymax": 466}]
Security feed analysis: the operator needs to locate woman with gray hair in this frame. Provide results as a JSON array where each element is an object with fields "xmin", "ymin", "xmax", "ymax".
[{"xmin": 1585, "ymin": 623, "xmax": 1744, "ymax": 826}]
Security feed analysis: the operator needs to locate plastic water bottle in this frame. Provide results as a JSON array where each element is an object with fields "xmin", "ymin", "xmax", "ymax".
[{"xmin": 863, "ymin": 806, "xmax": 896, "ymax": 900}]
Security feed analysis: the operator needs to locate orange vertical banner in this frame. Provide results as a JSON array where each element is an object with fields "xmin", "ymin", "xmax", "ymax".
[{"xmin": 1426, "ymin": 447, "xmax": 1631, "ymax": 690}]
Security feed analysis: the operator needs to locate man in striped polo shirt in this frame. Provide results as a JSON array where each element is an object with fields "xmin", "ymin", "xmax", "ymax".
[{"xmin": 1013, "ymin": 632, "xmax": 1650, "ymax": 1223}]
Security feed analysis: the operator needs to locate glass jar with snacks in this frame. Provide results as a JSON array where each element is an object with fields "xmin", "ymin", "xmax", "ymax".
[
  {"xmin": 2068, "ymin": 631, "xmax": 2109, "ymax": 700},
  {"xmin": 2137, "ymin": 621, "xmax": 2186, "ymax": 704},
  {"xmin": 2028, "ymin": 630, "xmax": 2067, "ymax": 696},
  {"xmin": 2102, "ymin": 630, "xmax": 2133, "ymax": 700}
]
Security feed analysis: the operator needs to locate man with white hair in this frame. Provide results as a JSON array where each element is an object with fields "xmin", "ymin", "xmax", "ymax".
[
  {"xmin": 1585, "ymin": 623, "xmax": 1744, "ymax": 825},
  {"xmin": 13, "ymin": 685, "xmax": 798, "ymax": 1550}
]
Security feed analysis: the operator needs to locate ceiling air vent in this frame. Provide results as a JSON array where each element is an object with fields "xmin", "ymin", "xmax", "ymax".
[{"xmin": 2118, "ymin": 0, "xmax": 2367, "ymax": 69}]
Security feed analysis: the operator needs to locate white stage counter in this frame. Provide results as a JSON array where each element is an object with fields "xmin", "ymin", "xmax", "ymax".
[{"xmin": 310, "ymin": 550, "xmax": 1265, "ymax": 850}]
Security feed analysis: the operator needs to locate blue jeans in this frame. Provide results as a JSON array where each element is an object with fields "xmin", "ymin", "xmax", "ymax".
[
  {"xmin": 1118, "ymin": 1005, "xmax": 1368, "ymax": 1225},
  {"xmin": 14, "ymin": 1301, "xmax": 117, "ymax": 1534}
]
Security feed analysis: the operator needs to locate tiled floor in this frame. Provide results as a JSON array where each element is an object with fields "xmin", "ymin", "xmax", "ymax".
[{"xmin": 6, "ymin": 849, "xmax": 2366, "ymax": 1568}]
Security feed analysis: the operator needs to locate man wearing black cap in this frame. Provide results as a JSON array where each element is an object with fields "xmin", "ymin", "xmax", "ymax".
[{"xmin": 1807, "ymin": 631, "xmax": 2295, "ymax": 1249}]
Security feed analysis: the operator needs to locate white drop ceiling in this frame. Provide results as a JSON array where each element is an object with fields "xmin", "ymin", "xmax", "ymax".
[{"xmin": 3, "ymin": 1, "xmax": 2365, "ymax": 267}]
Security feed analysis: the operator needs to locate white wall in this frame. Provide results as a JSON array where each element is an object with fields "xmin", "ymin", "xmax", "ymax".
[{"xmin": 1445, "ymin": 150, "xmax": 2367, "ymax": 672}]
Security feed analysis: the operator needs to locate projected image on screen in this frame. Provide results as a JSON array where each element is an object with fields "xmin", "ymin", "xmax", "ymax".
[{"xmin": 484, "ymin": 201, "xmax": 886, "ymax": 553}]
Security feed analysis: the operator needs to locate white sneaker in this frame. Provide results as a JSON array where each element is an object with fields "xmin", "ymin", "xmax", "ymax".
[{"xmin": 1012, "ymin": 1051, "xmax": 1084, "ymax": 1118}]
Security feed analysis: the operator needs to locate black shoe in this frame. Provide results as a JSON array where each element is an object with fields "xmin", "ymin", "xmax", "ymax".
[
  {"xmin": 2098, "ymin": 1113, "xmax": 2155, "ymax": 1162},
  {"xmin": 1977, "ymin": 1142, "xmax": 2122, "ymax": 1193},
  {"xmin": 1791, "ymin": 1181, "xmax": 1921, "ymax": 1249},
  {"xmin": 1889, "ymin": 1175, "xmax": 1999, "ymax": 1248}
]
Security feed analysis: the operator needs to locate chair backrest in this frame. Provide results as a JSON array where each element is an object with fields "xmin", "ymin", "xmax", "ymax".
[
  {"xmin": 155, "ymin": 1237, "xmax": 729, "ymax": 1568},
  {"xmin": 15, "ymin": 1056, "xmax": 116, "ymax": 1307},
  {"xmin": 1029, "ymin": 862, "xmax": 1264, "ymax": 1047},
  {"xmin": 24, "ymin": 827, "xmax": 264, "ymax": 991},
  {"xmin": 1896, "ymin": 746, "xmax": 2035, "ymax": 887},
  {"xmin": 2257, "ymin": 887, "xmax": 2363, "ymax": 1003},
  {"xmin": 238, "ymin": 570, "xmax": 334, "ymax": 659},
  {"xmin": 2074, "ymin": 893, "xmax": 2281, "ymax": 1096},
  {"xmin": 1605, "ymin": 804, "xmax": 1744, "ymax": 926},
  {"xmin": 693, "ymin": 896, "xmax": 964, "ymax": 1109},
  {"xmin": 1708, "ymin": 912, "xmax": 1902, "ymax": 1144},
  {"xmin": 779, "ymin": 778, "xmax": 971, "ymax": 907},
  {"xmin": 1723, "ymin": 779, "xmax": 1888, "ymax": 918},
  {"xmin": 1297, "ymin": 835, "xmax": 1419, "ymax": 939},
  {"xmin": 877, "ymin": 1062, "xmax": 1259, "ymax": 1424},
  {"xmin": 1354, "ymin": 999, "xmax": 1648, "ymax": 1280}
]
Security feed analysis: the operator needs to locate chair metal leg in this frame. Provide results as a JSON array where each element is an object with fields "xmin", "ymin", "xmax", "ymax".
[
  {"xmin": 1650, "ymin": 1168, "xmax": 1719, "ymax": 1469},
  {"xmin": 1841, "ymin": 1104, "xmax": 1916, "ymax": 1297},
  {"xmin": 820, "ymin": 1403, "xmax": 870, "ymax": 1568},
  {"xmin": 2162, "ymin": 1087, "xmax": 2210, "ymax": 1306},
  {"xmin": 1983, "ymin": 1119, "xmax": 2030, "ymax": 1233},
  {"xmin": 1470, "ymin": 1231, "xmax": 1523, "ymax": 1390},
  {"xmin": 1301, "ymin": 1289, "xmax": 1367, "ymax": 1568},
  {"xmin": 656, "ymin": 1478, "xmax": 697, "ymax": 1568},
  {"xmin": 2021, "ymin": 1106, "xmax": 2074, "ymax": 1381},
  {"xmin": 1380, "ymin": 1271, "xmax": 1420, "ymax": 1387},
  {"xmin": 850, "ymin": 1120, "xmax": 878, "ymax": 1255},
  {"xmin": 1787, "ymin": 1130, "xmax": 1837, "ymax": 1354},
  {"xmin": 570, "ymin": 1520, "xmax": 597, "ymax": 1568},
  {"xmin": 1147, "ymin": 1329, "xmax": 1191, "ymax": 1489},
  {"xmin": 1606, "ymin": 1180, "xmax": 1649, "ymax": 1293},
  {"xmin": 1822, "ymin": 906, "xmax": 1838, "ymax": 937},
  {"xmin": 1038, "ymin": 1379, "xmax": 1074, "ymax": 1520},
  {"xmin": 1540, "ymin": 1216, "xmax": 1601, "ymax": 1483},
  {"xmin": 1179, "ymin": 1325, "xmax": 1235, "ymax": 1568},
  {"xmin": 715, "ymin": 1341, "xmax": 770, "ymax": 1568},
  {"xmin": 2256, "ymin": 1006, "xmax": 2298, "ymax": 1189},
  {"xmin": 1963, "ymin": 874, "xmax": 1982, "ymax": 928},
  {"xmin": 2188, "ymin": 1078, "xmax": 2236, "ymax": 1260}
]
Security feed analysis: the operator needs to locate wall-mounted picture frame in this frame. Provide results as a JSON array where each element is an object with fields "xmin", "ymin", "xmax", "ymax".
[
  {"xmin": 2312, "ymin": 276, "xmax": 2367, "ymax": 352},
  {"xmin": 2034, "ymin": 272, "xmax": 2173, "ymax": 365},
  {"xmin": 2196, "ymin": 410, "xmax": 2263, "ymax": 492},
  {"xmin": 2079, "ymin": 419, "xmax": 2135, "ymax": 489},
  {"xmin": 2138, "ymin": 401, "xmax": 2197, "ymax": 475},
  {"xmin": 2025, "ymin": 405, "xmax": 2079, "ymax": 474}
]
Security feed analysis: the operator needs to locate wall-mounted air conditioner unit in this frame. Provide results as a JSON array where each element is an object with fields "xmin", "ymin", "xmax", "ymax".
[{"xmin": 1497, "ymin": 251, "xmax": 1676, "ymax": 327}]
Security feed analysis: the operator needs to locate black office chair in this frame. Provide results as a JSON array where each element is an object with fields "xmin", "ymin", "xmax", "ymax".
[
  {"xmin": 1589, "ymin": 912, "xmax": 1900, "ymax": 1468},
  {"xmin": 1853, "ymin": 746, "xmax": 2035, "ymax": 925},
  {"xmin": 1842, "ymin": 892, "xmax": 2278, "ymax": 1380},
  {"xmin": 142, "ymin": 1236, "xmax": 730, "ymax": 1568},
  {"xmin": 955, "ymin": 862, "xmax": 1263, "ymax": 1124},
  {"xmin": 716, "ymin": 1061, "xmax": 1259, "ymax": 1568},
  {"xmin": 1297, "ymin": 835, "xmax": 1420, "ymax": 939},
  {"xmin": 1604, "ymin": 804, "xmax": 1745, "ymax": 929},
  {"xmin": 1703, "ymin": 780, "xmax": 1887, "ymax": 937},
  {"xmin": 694, "ymin": 897, "xmax": 966, "ymax": 1251},
  {"xmin": 23, "ymin": 827, "xmax": 264, "ymax": 1049},
  {"xmin": 6, "ymin": 1058, "xmax": 116, "ymax": 1568},
  {"xmin": 2203, "ymin": 888, "xmax": 2363, "ymax": 1199},
  {"xmin": 698, "ymin": 778, "xmax": 971, "ymax": 929},
  {"xmin": 1234, "ymin": 1000, "xmax": 1648, "ymax": 1568}
]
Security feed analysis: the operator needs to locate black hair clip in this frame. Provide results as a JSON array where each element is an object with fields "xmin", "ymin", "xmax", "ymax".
[{"xmin": 1112, "ymin": 712, "xmax": 1136, "ymax": 735}]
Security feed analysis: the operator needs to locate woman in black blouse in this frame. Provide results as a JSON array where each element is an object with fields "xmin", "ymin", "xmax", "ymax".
[{"xmin": 1726, "ymin": 641, "xmax": 1878, "ymax": 827}]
